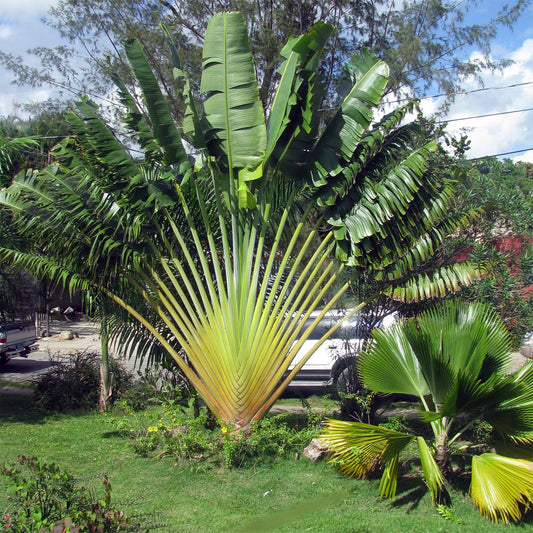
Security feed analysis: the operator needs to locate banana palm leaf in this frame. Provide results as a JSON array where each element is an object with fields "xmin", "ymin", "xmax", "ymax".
[
  {"xmin": 314, "ymin": 105, "xmax": 418, "ymax": 208},
  {"xmin": 110, "ymin": 70, "xmax": 162, "ymax": 161},
  {"xmin": 201, "ymin": 12, "xmax": 266, "ymax": 180},
  {"xmin": 310, "ymin": 50, "xmax": 389, "ymax": 185},
  {"xmin": 265, "ymin": 24, "xmax": 332, "ymax": 178},
  {"xmin": 161, "ymin": 24, "xmax": 205, "ymax": 150},
  {"xmin": 124, "ymin": 39, "xmax": 188, "ymax": 167},
  {"xmin": 387, "ymin": 263, "xmax": 483, "ymax": 303},
  {"xmin": 266, "ymin": 22, "xmax": 333, "ymax": 167},
  {"xmin": 66, "ymin": 99, "xmax": 139, "ymax": 191}
]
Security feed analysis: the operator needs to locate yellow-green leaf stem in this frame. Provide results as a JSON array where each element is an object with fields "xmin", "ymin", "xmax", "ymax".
[{"xmin": 417, "ymin": 437, "xmax": 445, "ymax": 503}]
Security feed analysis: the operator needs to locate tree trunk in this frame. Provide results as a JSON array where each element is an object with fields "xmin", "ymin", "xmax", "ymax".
[
  {"xmin": 435, "ymin": 431, "xmax": 452, "ymax": 477},
  {"xmin": 434, "ymin": 431, "xmax": 452, "ymax": 505},
  {"xmin": 98, "ymin": 315, "xmax": 112, "ymax": 412}
]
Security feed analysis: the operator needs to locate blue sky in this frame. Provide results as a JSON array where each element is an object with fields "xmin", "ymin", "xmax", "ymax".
[{"xmin": 1, "ymin": 0, "xmax": 533, "ymax": 163}]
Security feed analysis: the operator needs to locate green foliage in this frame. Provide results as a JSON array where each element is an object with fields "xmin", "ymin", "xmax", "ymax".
[
  {"xmin": 321, "ymin": 301, "xmax": 533, "ymax": 523},
  {"xmin": 463, "ymin": 242, "xmax": 533, "ymax": 348},
  {"xmin": 110, "ymin": 400, "xmax": 322, "ymax": 469},
  {"xmin": 379, "ymin": 416, "xmax": 409, "ymax": 433},
  {"xmin": 449, "ymin": 157, "xmax": 533, "ymax": 347},
  {"xmin": 1, "ymin": 456, "xmax": 144, "ymax": 532},
  {"xmin": 115, "ymin": 364, "xmax": 197, "ymax": 412},
  {"xmin": 33, "ymin": 352, "xmax": 134, "ymax": 412},
  {"xmin": 435, "ymin": 504, "xmax": 464, "ymax": 524},
  {"xmin": 338, "ymin": 388, "xmax": 380, "ymax": 424},
  {"xmin": 221, "ymin": 415, "xmax": 320, "ymax": 468},
  {"xmin": 0, "ymin": 13, "xmax": 480, "ymax": 431}
]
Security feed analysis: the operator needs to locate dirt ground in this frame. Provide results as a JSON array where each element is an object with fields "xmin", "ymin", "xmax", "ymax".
[{"xmin": 37, "ymin": 319, "xmax": 103, "ymax": 354}]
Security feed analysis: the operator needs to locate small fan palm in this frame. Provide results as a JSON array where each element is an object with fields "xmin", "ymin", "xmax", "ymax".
[
  {"xmin": 321, "ymin": 300, "xmax": 533, "ymax": 523},
  {"xmin": 1, "ymin": 13, "xmax": 480, "ymax": 427}
]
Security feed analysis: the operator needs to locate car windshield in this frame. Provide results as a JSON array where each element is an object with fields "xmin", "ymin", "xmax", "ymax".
[{"xmin": 299, "ymin": 316, "xmax": 360, "ymax": 341}]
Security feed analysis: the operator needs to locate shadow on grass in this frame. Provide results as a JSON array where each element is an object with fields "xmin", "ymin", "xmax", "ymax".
[
  {"xmin": 388, "ymin": 476, "xmax": 429, "ymax": 512},
  {"xmin": 101, "ymin": 430, "xmax": 130, "ymax": 439},
  {"xmin": 0, "ymin": 388, "xmax": 102, "ymax": 424},
  {"xmin": 0, "ymin": 389, "xmax": 47, "ymax": 424}
]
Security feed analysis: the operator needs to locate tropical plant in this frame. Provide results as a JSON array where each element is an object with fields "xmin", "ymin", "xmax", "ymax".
[
  {"xmin": 0, "ymin": 13, "xmax": 479, "ymax": 430},
  {"xmin": 0, "ymin": 128, "xmax": 39, "ymax": 187},
  {"xmin": 320, "ymin": 300, "xmax": 533, "ymax": 523}
]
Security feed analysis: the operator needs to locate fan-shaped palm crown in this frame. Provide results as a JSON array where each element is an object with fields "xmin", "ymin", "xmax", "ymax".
[{"xmin": 321, "ymin": 301, "xmax": 533, "ymax": 523}]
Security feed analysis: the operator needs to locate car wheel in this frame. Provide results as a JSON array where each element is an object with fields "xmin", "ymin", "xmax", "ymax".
[{"xmin": 334, "ymin": 365, "xmax": 359, "ymax": 397}]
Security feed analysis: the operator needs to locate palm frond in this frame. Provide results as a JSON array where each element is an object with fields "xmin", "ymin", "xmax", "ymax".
[
  {"xmin": 387, "ymin": 263, "xmax": 483, "ymax": 303},
  {"xmin": 470, "ymin": 453, "xmax": 533, "ymax": 523},
  {"xmin": 201, "ymin": 12, "xmax": 266, "ymax": 180},
  {"xmin": 358, "ymin": 322, "xmax": 430, "ymax": 398},
  {"xmin": 320, "ymin": 418, "xmax": 414, "ymax": 500},
  {"xmin": 310, "ymin": 49, "xmax": 389, "ymax": 186},
  {"xmin": 417, "ymin": 437, "xmax": 445, "ymax": 504},
  {"xmin": 265, "ymin": 23, "xmax": 333, "ymax": 177},
  {"xmin": 124, "ymin": 39, "xmax": 188, "ymax": 167}
]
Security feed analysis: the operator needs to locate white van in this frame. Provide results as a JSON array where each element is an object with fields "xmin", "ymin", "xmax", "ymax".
[{"xmin": 287, "ymin": 309, "xmax": 398, "ymax": 393}]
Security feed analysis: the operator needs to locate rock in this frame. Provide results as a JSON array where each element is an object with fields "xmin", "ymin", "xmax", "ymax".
[
  {"xmin": 303, "ymin": 438, "xmax": 328, "ymax": 462},
  {"xmin": 520, "ymin": 343, "xmax": 533, "ymax": 359},
  {"xmin": 58, "ymin": 330, "xmax": 74, "ymax": 341}
]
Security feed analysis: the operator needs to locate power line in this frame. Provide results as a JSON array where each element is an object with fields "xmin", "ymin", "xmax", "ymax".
[
  {"xmin": 436, "ymin": 106, "xmax": 533, "ymax": 124},
  {"xmin": 467, "ymin": 148, "xmax": 533, "ymax": 161},
  {"xmin": 392, "ymin": 80, "xmax": 533, "ymax": 104}
]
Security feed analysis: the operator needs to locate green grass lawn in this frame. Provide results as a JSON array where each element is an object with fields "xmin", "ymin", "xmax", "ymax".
[{"xmin": 1, "ymin": 389, "xmax": 531, "ymax": 532}]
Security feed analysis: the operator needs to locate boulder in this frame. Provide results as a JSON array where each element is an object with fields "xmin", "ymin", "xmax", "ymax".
[
  {"xmin": 58, "ymin": 330, "xmax": 75, "ymax": 341},
  {"xmin": 520, "ymin": 343, "xmax": 533, "ymax": 359},
  {"xmin": 303, "ymin": 438, "xmax": 328, "ymax": 461}
]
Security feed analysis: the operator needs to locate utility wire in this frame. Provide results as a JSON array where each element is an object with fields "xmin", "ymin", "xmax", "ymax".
[
  {"xmin": 320, "ymin": 80, "xmax": 533, "ymax": 111},
  {"xmin": 436, "ymin": 106, "xmax": 533, "ymax": 124},
  {"xmin": 467, "ymin": 147, "xmax": 533, "ymax": 161},
  {"xmin": 392, "ymin": 80, "xmax": 533, "ymax": 104}
]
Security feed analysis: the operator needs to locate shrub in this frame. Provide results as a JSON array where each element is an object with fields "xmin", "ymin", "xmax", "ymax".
[
  {"xmin": 116, "ymin": 364, "xmax": 197, "ymax": 412},
  {"xmin": 110, "ymin": 400, "xmax": 322, "ymax": 468},
  {"xmin": 221, "ymin": 414, "xmax": 319, "ymax": 468},
  {"xmin": 1, "ymin": 456, "xmax": 146, "ymax": 532},
  {"xmin": 33, "ymin": 352, "xmax": 134, "ymax": 412}
]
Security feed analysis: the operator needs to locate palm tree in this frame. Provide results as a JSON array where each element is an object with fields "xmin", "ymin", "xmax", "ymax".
[
  {"xmin": 0, "ymin": 13, "xmax": 479, "ymax": 428},
  {"xmin": 320, "ymin": 300, "xmax": 533, "ymax": 523}
]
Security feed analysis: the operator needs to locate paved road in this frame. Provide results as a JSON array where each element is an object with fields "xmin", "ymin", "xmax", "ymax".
[{"xmin": 0, "ymin": 320, "xmax": 125, "ymax": 384}]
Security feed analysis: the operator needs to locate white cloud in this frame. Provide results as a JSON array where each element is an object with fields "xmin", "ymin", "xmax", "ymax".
[
  {"xmin": 0, "ymin": 24, "xmax": 13, "ymax": 39},
  {"xmin": 0, "ymin": 1, "xmax": 57, "ymax": 19},
  {"xmin": 0, "ymin": 87, "xmax": 55, "ymax": 119},
  {"xmin": 513, "ymin": 150, "xmax": 533, "ymax": 164},
  {"xmin": 443, "ymin": 39, "xmax": 533, "ymax": 161}
]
